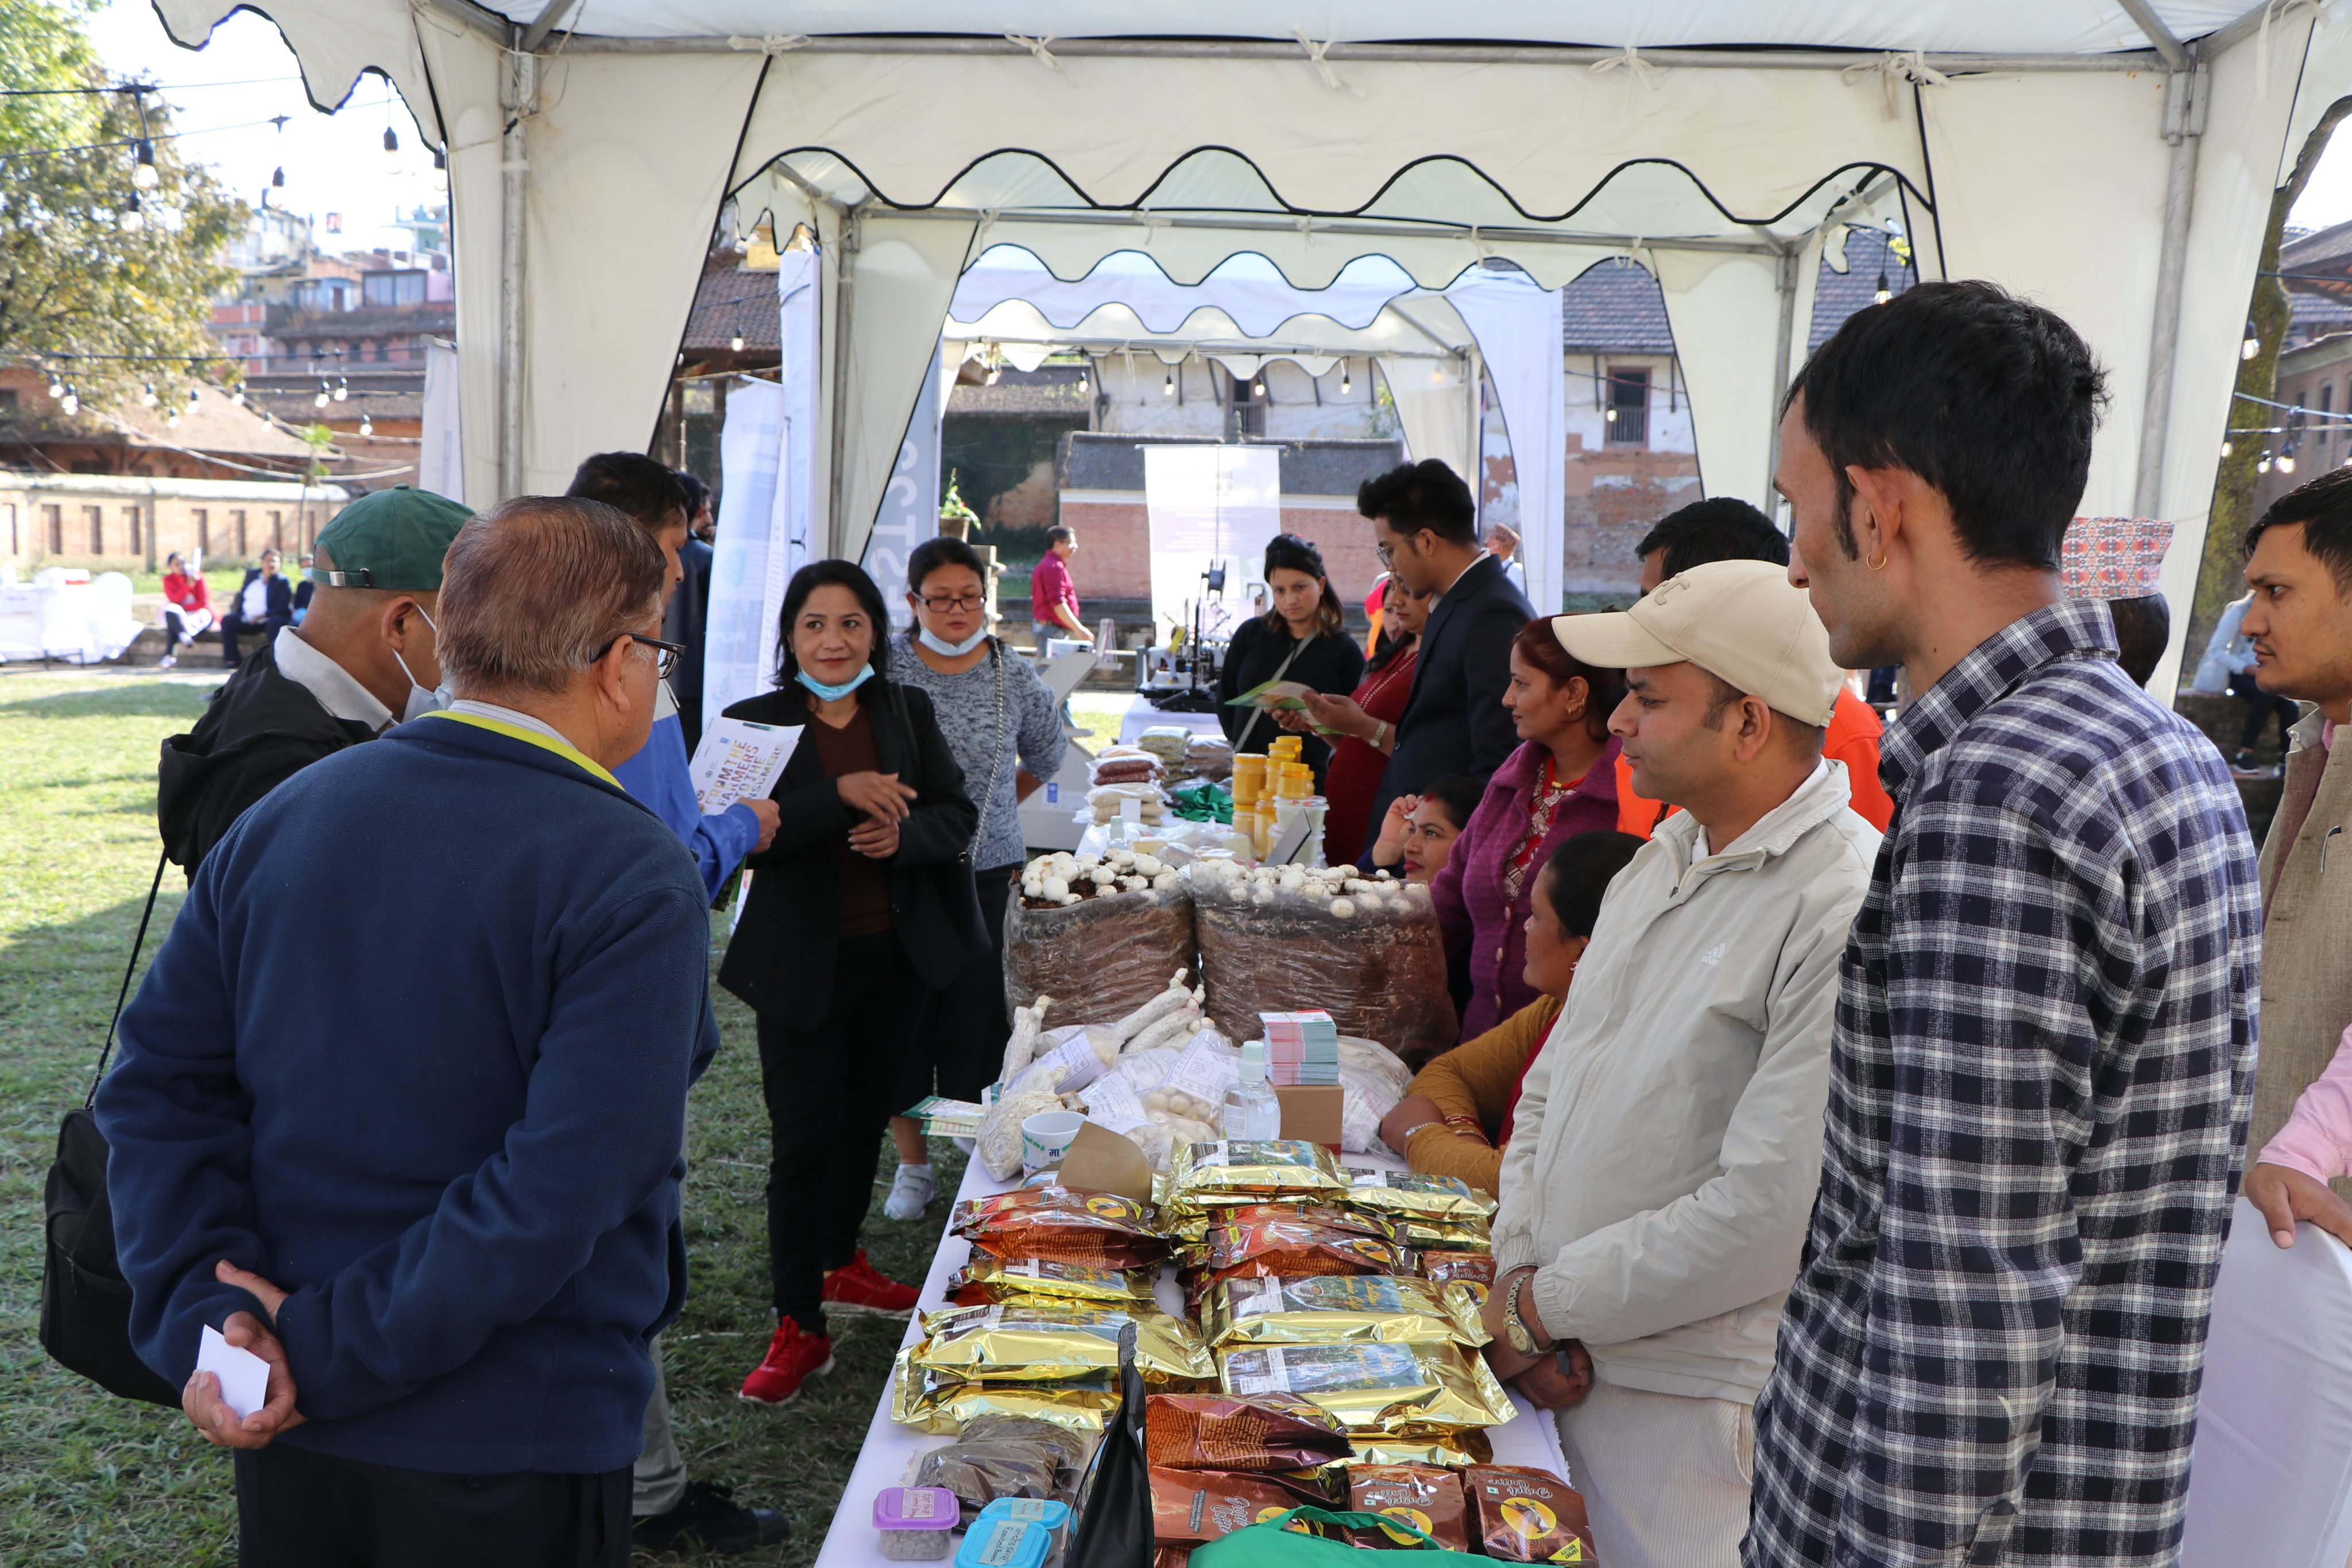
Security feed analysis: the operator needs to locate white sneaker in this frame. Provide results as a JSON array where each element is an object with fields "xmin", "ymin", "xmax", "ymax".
[
  {"xmin": 883, "ymin": 1163, "xmax": 936, "ymax": 1221},
  {"xmin": 157, "ymin": 654, "xmax": 176, "ymax": 669}
]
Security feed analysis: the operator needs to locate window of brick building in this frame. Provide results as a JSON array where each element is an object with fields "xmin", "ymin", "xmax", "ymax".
[
  {"xmin": 1606, "ymin": 367, "xmax": 1650, "ymax": 447},
  {"xmin": 194, "ymin": 508, "xmax": 210, "ymax": 553},
  {"xmin": 44, "ymin": 504, "xmax": 62, "ymax": 553},
  {"xmin": 125, "ymin": 505, "xmax": 142, "ymax": 557},
  {"xmin": 269, "ymin": 510, "xmax": 283, "ymax": 551},
  {"xmin": 232, "ymin": 509, "xmax": 248, "ymax": 555},
  {"xmin": 84, "ymin": 505, "xmax": 104, "ymax": 555}
]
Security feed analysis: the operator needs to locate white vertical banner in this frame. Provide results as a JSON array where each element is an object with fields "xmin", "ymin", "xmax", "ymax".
[
  {"xmin": 861, "ymin": 340, "xmax": 946, "ymax": 628},
  {"xmin": 703, "ymin": 377, "xmax": 788, "ymax": 722},
  {"xmin": 420, "ymin": 341, "xmax": 466, "ymax": 507},
  {"xmin": 1143, "ymin": 444, "xmax": 1282, "ymax": 640},
  {"xmin": 778, "ymin": 245, "xmax": 821, "ymax": 576},
  {"xmin": 1448, "ymin": 273, "xmax": 1565, "ymax": 614}
]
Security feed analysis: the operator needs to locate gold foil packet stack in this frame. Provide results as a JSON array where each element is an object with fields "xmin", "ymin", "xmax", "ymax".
[
  {"xmin": 1172, "ymin": 1140, "xmax": 1349, "ymax": 1206},
  {"xmin": 1216, "ymin": 1341, "xmax": 1515, "ymax": 1437},
  {"xmin": 1202, "ymin": 1275, "xmax": 1488, "ymax": 1351},
  {"xmin": 892, "ymin": 1350, "xmax": 1124, "ymax": 1435},
  {"xmin": 909, "ymin": 1301, "xmax": 1214, "ymax": 1389},
  {"xmin": 1351, "ymin": 1431, "xmax": 1495, "ymax": 1467},
  {"xmin": 1341, "ymin": 1168, "xmax": 1498, "ymax": 1224},
  {"xmin": 947, "ymin": 1255, "xmax": 1159, "ymax": 1310},
  {"xmin": 1395, "ymin": 1215, "xmax": 1493, "ymax": 1255},
  {"xmin": 1164, "ymin": 1201, "xmax": 1402, "ymax": 1246}
]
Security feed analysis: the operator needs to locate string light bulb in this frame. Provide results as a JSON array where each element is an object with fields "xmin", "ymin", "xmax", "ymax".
[
  {"xmin": 1873, "ymin": 272, "xmax": 1892, "ymax": 305},
  {"xmin": 120, "ymin": 193, "xmax": 144, "ymax": 233},
  {"xmin": 729, "ymin": 334, "xmax": 744, "ymax": 352},
  {"xmin": 47, "ymin": 377, "xmax": 64, "ymax": 400},
  {"xmin": 140, "ymin": 382, "xmax": 158, "ymax": 408},
  {"xmin": 2278, "ymin": 452, "xmax": 2297, "ymax": 474},
  {"xmin": 186, "ymin": 385, "xmax": 200, "ymax": 407},
  {"xmin": 272, "ymin": 166, "xmax": 285, "ymax": 189},
  {"xmin": 61, "ymin": 388, "xmax": 79, "ymax": 415},
  {"xmin": 2221, "ymin": 439, "xmax": 2234, "ymax": 458},
  {"xmin": 1252, "ymin": 374, "xmax": 1266, "ymax": 397},
  {"xmin": 2258, "ymin": 452, "xmax": 2273, "ymax": 474},
  {"xmin": 359, "ymin": 414, "xmax": 374, "ymax": 436},
  {"xmin": 382, "ymin": 126, "xmax": 399, "ymax": 154},
  {"xmin": 165, "ymin": 409, "xmax": 180, "ymax": 428},
  {"xmin": 230, "ymin": 386, "xmax": 246, "ymax": 406},
  {"xmin": 132, "ymin": 139, "xmax": 159, "ymax": 189},
  {"xmin": 334, "ymin": 377, "xmax": 349, "ymax": 401},
  {"xmin": 315, "ymin": 380, "xmax": 331, "ymax": 408},
  {"xmin": 1163, "ymin": 369, "xmax": 1175, "ymax": 396},
  {"xmin": 1339, "ymin": 364, "xmax": 1351, "ymax": 394},
  {"xmin": 2243, "ymin": 322, "xmax": 2262, "ymax": 361}
]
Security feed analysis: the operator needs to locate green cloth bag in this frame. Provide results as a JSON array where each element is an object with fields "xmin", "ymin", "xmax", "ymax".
[{"xmin": 1190, "ymin": 1505, "xmax": 1484, "ymax": 1564}]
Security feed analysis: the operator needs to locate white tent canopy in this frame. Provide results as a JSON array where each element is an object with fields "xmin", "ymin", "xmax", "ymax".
[{"xmin": 152, "ymin": 0, "xmax": 2352, "ymax": 691}]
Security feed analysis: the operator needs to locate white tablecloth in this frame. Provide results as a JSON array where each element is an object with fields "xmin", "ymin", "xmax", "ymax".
[
  {"xmin": 812, "ymin": 1149, "xmax": 1572, "ymax": 1567},
  {"xmin": 1116, "ymin": 695, "xmax": 1228, "ymax": 748}
]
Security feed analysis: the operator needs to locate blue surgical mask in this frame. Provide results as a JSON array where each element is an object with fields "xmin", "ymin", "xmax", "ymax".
[
  {"xmin": 918, "ymin": 625, "xmax": 991, "ymax": 657},
  {"xmin": 390, "ymin": 604, "xmax": 448, "ymax": 723},
  {"xmin": 795, "ymin": 664, "xmax": 876, "ymax": 702}
]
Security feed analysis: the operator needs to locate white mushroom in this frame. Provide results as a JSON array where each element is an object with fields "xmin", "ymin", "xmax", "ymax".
[
  {"xmin": 1040, "ymin": 875, "xmax": 1069, "ymax": 900},
  {"xmin": 1059, "ymin": 892, "xmax": 1083, "ymax": 906},
  {"xmin": 1152, "ymin": 872, "xmax": 1179, "ymax": 890},
  {"xmin": 1330, "ymin": 898, "xmax": 1357, "ymax": 917}
]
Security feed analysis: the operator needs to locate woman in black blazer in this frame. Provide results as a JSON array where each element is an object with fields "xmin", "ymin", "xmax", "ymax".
[{"xmin": 718, "ymin": 560, "xmax": 980, "ymax": 1406}]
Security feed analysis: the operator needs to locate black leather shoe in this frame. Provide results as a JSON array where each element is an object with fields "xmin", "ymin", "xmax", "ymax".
[{"xmin": 632, "ymin": 1480, "xmax": 791, "ymax": 1557}]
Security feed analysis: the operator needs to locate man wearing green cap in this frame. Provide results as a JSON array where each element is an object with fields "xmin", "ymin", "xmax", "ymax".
[{"xmin": 158, "ymin": 486, "xmax": 471, "ymax": 877}]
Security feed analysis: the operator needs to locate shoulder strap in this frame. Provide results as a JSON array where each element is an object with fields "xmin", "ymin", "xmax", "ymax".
[
  {"xmin": 86, "ymin": 849, "xmax": 169, "ymax": 1107},
  {"xmin": 1233, "ymin": 631, "xmax": 1314, "ymax": 754}
]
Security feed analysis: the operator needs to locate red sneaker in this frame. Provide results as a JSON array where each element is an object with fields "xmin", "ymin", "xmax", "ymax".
[
  {"xmin": 821, "ymin": 1250, "xmax": 919, "ymax": 1318},
  {"xmin": 738, "ymin": 1318, "xmax": 835, "ymax": 1406}
]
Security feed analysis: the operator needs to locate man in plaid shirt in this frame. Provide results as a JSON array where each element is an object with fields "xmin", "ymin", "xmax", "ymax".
[{"xmin": 1748, "ymin": 282, "xmax": 2261, "ymax": 1566}]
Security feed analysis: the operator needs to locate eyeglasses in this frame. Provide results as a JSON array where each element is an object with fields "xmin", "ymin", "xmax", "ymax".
[
  {"xmin": 1375, "ymin": 541, "xmax": 1396, "ymax": 567},
  {"xmin": 916, "ymin": 593, "xmax": 987, "ymax": 612},
  {"xmin": 593, "ymin": 630, "xmax": 685, "ymax": 679}
]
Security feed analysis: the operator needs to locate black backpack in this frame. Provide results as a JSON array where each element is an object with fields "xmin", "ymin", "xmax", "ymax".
[{"xmin": 39, "ymin": 851, "xmax": 179, "ymax": 1407}]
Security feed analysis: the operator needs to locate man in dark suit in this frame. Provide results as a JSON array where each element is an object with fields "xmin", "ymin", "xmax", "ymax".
[
  {"xmin": 1296, "ymin": 459, "xmax": 1535, "ymax": 859},
  {"xmin": 665, "ymin": 469, "xmax": 716, "ymax": 745},
  {"xmin": 218, "ymin": 549, "xmax": 295, "ymax": 665}
]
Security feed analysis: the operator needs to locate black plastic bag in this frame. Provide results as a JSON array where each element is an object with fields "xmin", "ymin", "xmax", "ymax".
[{"xmin": 1068, "ymin": 1320, "xmax": 1152, "ymax": 1567}]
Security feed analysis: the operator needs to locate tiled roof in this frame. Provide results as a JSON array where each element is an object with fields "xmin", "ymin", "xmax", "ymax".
[
  {"xmin": 682, "ymin": 255, "xmax": 780, "ymax": 353},
  {"xmin": 1561, "ymin": 260, "xmax": 1675, "ymax": 354},
  {"xmin": 2283, "ymin": 218, "xmax": 2352, "ymax": 274},
  {"xmin": 1809, "ymin": 226, "xmax": 1918, "ymax": 349},
  {"xmin": 2287, "ymin": 287, "xmax": 2352, "ymax": 350},
  {"xmin": 948, "ymin": 365, "xmax": 1093, "ymax": 416}
]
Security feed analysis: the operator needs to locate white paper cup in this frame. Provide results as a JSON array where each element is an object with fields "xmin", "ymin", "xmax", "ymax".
[{"xmin": 1020, "ymin": 1109, "xmax": 1086, "ymax": 1175}]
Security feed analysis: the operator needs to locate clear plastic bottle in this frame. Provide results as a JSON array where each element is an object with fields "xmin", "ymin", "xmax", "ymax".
[{"xmin": 1221, "ymin": 1039, "xmax": 1283, "ymax": 1141}]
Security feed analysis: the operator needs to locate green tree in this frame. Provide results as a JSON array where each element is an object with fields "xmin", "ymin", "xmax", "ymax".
[{"xmin": 0, "ymin": 0, "xmax": 246, "ymax": 414}]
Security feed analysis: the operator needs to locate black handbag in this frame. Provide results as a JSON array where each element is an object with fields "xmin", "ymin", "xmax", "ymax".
[
  {"xmin": 1067, "ymin": 1321, "xmax": 1154, "ymax": 1567},
  {"xmin": 39, "ymin": 850, "xmax": 179, "ymax": 1406}
]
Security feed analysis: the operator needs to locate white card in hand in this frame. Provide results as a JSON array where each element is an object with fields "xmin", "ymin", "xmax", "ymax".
[{"xmin": 198, "ymin": 1323, "xmax": 270, "ymax": 1420}]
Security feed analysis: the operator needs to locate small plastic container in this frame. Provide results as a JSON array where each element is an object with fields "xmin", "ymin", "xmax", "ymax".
[
  {"xmin": 873, "ymin": 1486, "xmax": 959, "ymax": 1560},
  {"xmin": 972, "ymin": 1497, "xmax": 1073, "ymax": 1567},
  {"xmin": 953, "ymin": 1513, "xmax": 1051, "ymax": 1568}
]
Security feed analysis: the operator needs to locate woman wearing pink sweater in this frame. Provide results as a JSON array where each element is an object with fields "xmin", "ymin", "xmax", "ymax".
[{"xmin": 2246, "ymin": 1021, "xmax": 2352, "ymax": 1249}]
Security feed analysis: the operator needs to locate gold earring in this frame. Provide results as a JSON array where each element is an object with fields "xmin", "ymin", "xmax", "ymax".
[{"xmin": 1867, "ymin": 548, "xmax": 1889, "ymax": 572}]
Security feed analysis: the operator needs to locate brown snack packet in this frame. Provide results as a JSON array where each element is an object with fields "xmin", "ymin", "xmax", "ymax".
[
  {"xmin": 954, "ymin": 1186, "xmax": 1171, "ymax": 1271},
  {"xmin": 1144, "ymin": 1392, "xmax": 1353, "ymax": 1473},
  {"xmin": 1203, "ymin": 1219, "xmax": 1414, "ymax": 1278},
  {"xmin": 1466, "ymin": 1464, "xmax": 1597, "ymax": 1563},
  {"xmin": 1151, "ymin": 1551, "xmax": 1192, "ymax": 1568},
  {"xmin": 1149, "ymin": 1466, "xmax": 1321, "ymax": 1545},
  {"xmin": 1347, "ymin": 1463, "xmax": 1472, "ymax": 1552},
  {"xmin": 1421, "ymin": 1250, "xmax": 1496, "ymax": 1287}
]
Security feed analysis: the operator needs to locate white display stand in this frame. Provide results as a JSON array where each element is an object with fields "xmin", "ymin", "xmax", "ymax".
[{"xmin": 812, "ymin": 1145, "xmax": 1572, "ymax": 1567}]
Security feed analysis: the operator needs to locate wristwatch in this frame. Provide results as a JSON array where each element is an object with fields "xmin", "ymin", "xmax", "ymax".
[{"xmin": 1502, "ymin": 1270, "xmax": 1548, "ymax": 1357}]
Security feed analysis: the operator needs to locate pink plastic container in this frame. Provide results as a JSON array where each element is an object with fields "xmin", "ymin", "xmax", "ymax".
[{"xmin": 874, "ymin": 1486, "xmax": 960, "ymax": 1559}]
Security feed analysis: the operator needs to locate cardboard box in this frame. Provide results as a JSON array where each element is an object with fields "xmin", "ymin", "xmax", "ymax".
[{"xmin": 1274, "ymin": 1085, "xmax": 1344, "ymax": 1149}]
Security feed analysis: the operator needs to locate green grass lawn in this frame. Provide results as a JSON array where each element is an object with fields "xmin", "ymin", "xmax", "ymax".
[{"xmin": 0, "ymin": 668, "xmax": 957, "ymax": 1565}]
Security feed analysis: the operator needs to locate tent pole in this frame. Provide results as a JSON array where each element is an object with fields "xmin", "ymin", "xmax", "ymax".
[
  {"xmin": 498, "ymin": 45, "xmax": 533, "ymax": 502},
  {"xmin": 1766, "ymin": 246, "xmax": 1800, "ymax": 494},
  {"xmin": 2135, "ymin": 65, "xmax": 2207, "ymax": 519},
  {"xmin": 1467, "ymin": 346, "xmax": 1484, "ymax": 526},
  {"xmin": 827, "ymin": 210, "xmax": 861, "ymax": 560}
]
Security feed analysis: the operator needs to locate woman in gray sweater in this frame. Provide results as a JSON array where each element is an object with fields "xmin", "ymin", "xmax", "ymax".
[{"xmin": 881, "ymin": 536, "xmax": 1068, "ymax": 1217}]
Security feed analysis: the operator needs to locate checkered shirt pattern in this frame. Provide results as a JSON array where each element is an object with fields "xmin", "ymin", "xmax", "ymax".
[{"xmin": 1746, "ymin": 600, "xmax": 2261, "ymax": 1567}]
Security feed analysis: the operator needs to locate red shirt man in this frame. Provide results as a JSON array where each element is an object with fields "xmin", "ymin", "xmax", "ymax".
[{"xmin": 1030, "ymin": 527, "xmax": 1088, "ymax": 644}]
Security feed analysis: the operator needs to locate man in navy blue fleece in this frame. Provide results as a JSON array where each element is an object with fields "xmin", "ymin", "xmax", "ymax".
[
  {"xmin": 99, "ymin": 497, "xmax": 713, "ymax": 1568},
  {"xmin": 568, "ymin": 451, "xmax": 778, "ymax": 900}
]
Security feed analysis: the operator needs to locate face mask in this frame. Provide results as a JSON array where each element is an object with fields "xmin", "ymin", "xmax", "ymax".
[
  {"xmin": 795, "ymin": 663, "xmax": 876, "ymax": 703},
  {"xmin": 918, "ymin": 624, "xmax": 991, "ymax": 657},
  {"xmin": 390, "ymin": 605, "xmax": 447, "ymax": 722}
]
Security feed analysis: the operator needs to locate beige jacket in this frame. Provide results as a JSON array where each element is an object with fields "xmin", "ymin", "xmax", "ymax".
[
  {"xmin": 2254, "ymin": 707, "xmax": 2352, "ymax": 1193},
  {"xmin": 1491, "ymin": 758, "xmax": 1878, "ymax": 1405}
]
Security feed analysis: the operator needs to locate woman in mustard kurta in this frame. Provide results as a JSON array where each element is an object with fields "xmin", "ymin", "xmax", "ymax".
[{"xmin": 1378, "ymin": 830, "xmax": 1644, "ymax": 1195}]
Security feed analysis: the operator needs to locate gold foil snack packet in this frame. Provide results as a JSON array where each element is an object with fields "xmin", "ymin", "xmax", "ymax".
[
  {"xmin": 1216, "ymin": 1341, "xmax": 1515, "ymax": 1435},
  {"xmin": 947, "ymin": 1255, "xmax": 1159, "ymax": 1309},
  {"xmin": 1172, "ymin": 1140, "xmax": 1348, "ymax": 1205},
  {"xmin": 952, "ymin": 1186, "xmax": 1171, "ymax": 1271},
  {"xmin": 1202, "ymin": 1275, "xmax": 1488, "ymax": 1350},
  {"xmin": 1341, "ymin": 1167, "xmax": 1498, "ymax": 1223},
  {"xmin": 892, "ymin": 1355, "xmax": 1124, "ymax": 1435},
  {"xmin": 909, "ymin": 1301, "xmax": 1214, "ymax": 1388}
]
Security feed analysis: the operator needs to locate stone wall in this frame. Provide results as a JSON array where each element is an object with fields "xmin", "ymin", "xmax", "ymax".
[{"xmin": 2, "ymin": 472, "xmax": 349, "ymax": 576}]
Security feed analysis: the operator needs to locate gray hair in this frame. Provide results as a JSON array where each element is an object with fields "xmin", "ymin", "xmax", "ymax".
[{"xmin": 438, "ymin": 496, "xmax": 666, "ymax": 697}]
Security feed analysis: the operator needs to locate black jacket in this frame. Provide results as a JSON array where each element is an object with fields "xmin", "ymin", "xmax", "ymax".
[
  {"xmin": 717, "ymin": 680, "xmax": 983, "ymax": 1021},
  {"xmin": 226, "ymin": 569, "xmax": 295, "ymax": 622},
  {"xmin": 1217, "ymin": 617, "xmax": 1366, "ymax": 783},
  {"xmin": 1364, "ymin": 553, "xmax": 1535, "ymax": 838},
  {"xmin": 662, "ymin": 536, "xmax": 714, "ymax": 745},
  {"xmin": 157, "ymin": 640, "xmax": 376, "ymax": 878}
]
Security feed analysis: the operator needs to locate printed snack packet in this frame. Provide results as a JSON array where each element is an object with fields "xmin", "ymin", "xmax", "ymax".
[
  {"xmin": 1340, "ymin": 1167, "xmax": 1498, "ymax": 1223},
  {"xmin": 1347, "ymin": 1464, "xmax": 1472, "ymax": 1552},
  {"xmin": 891, "ymin": 1352, "xmax": 1123, "ymax": 1436},
  {"xmin": 1201, "ymin": 1275, "xmax": 1487, "ymax": 1351},
  {"xmin": 1395, "ymin": 1215, "xmax": 1493, "ymax": 1254},
  {"xmin": 1349, "ymin": 1431, "xmax": 1495, "ymax": 1467},
  {"xmin": 1143, "ymin": 1392, "xmax": 1354, "ymax": 1473},
  {"xmin": 1165, "ymin": 1201, "xmax": 1403, "ymax": 1244},
  {"xmin": 1172, "ymin": 1140, "xmax": 1349, "ymax": 1204},
  {"xmin": 1200, "ymin": 1219, "xmax": 1414, "ymax": 1280},
  {"xmin": 1420, "ymin": 1250, "xmax": 1496, "ymax": 1287},
  {"xmin": 953, "ymin": 1186, "xmax": 1171, "ymax": 1272},
  {"xmin": 908, "ymin": 1302, "xmax": 1213, "ymax": 1388},
  {"xmin": 1149, "ymin": 1467, "xmax": 1329, "ymax": 1546},
  {"xmin": 1465, "ymin": 1464, "xmax": 1597, "ymax": 1564},
  {"xmin": 1215, "ymin": 1341, "xmax": 1515, "ymax": 1435},
  {"xmin": 948, "ymin": 1255, "xmax": 1160, "ymax": 1310},
  {"xmin": 910, "ymin": 1415, "xmax": 1092, "ymax": 1526}
]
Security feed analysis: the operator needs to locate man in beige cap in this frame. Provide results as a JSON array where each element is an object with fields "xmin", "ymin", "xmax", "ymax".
[{"xmin": 1486, "ymin": 559, "xmax": 1881, "ymax": 1568}]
